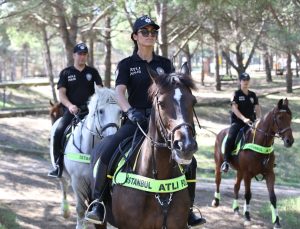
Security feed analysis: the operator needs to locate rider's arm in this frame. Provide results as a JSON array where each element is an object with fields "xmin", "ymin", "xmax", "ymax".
[
  {"xmin": 115, "ymin": 84, "xmax": 131, "ymax": 112},
  {"xmin": 58, "ymin": 87, "xmax": 78, "ymax": 115},
  {"xmin": 255, "ymin": 104, "xmax": 262, "ymax": 119},
  {"xmin": 232, "ymin": 103, "xmax": 251, "ymax": 124}
]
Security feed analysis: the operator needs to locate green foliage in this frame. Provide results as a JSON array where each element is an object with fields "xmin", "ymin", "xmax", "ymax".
[
  {"xmin": 0, "ymin": 205, "xmax": 19, "ymax": 229},
  {"xmin": 260, "ymin": 197, "xmax": 300, "ymax": 229}
]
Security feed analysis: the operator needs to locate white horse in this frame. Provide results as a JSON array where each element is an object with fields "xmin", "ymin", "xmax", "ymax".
[{"xmin": 49, "ymin": 87, "xmax": 121, "ymax": 229}]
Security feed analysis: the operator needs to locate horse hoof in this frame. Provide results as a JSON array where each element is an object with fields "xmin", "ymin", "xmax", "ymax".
[
  {"xmin": 273, "ymin": 217, "xmax": 281, "ymax": 228},
  {"xmin": 233, "ymin": 207, "xmax": 239, "ymax": 216},
  {"xmin": 211, "ymin": 198, "xmax": 219, "ymax": 207},
  {"xmin": 243, "ymin": 220, "xmax": 251, "ymax": 226},
  {"xmin": 244, "ymin": 211, "xmax": 251, "ymax": 222}
]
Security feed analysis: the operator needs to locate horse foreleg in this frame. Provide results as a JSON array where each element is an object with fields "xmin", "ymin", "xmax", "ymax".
[
  {"xmin": 243, "ymin": 175, "xmax": 252, "ymax": 225},
  {"xmin": 71, "ymin": 177, "xmax": 91, "ymax": 229},
  {"xmin": 266, "ymin": 171, "xmax": 281, "ymax": 228},
  {"xmin": 211, "ymin": 163, "xmax": 222, "ymax": 207},
  {"xmin": 59, "ymin": 177, "xmax": 71, "ymax": 219},
  {"xmin": 232, "ymin": 171, "xmax": 243, "ymax": 214}
]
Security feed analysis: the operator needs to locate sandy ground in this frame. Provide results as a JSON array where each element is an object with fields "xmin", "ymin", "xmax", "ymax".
[{"xmin": 1, "ymin": 115, "xmax": 300, "ymax": 229}]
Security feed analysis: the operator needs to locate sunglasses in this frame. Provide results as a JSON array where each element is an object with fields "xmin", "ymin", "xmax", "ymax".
[{"xmin": 138, "ymin": 29, "xmax": 158, "ymax": 37}]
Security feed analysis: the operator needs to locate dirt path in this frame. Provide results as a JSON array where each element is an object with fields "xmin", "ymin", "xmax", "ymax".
[{"xmin": 1, "ymin": 116, "xmax": 300, "ymax": 229}]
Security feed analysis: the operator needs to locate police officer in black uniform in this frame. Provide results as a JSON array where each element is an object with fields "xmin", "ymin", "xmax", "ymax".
[
  {"xmin": 85, "ymin": 15, "xmax": 206, "ymax": 227},
  {"xmin": 221, "ymin": 72, "xmax": 262, "ymax": 173},
  {"xmin": 48, "ymin": 43, "xmax": 103, "ymax": 178}
]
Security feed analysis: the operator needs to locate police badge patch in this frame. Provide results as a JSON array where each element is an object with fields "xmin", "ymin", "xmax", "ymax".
[
  {"xmin": 156, "ymin": 67, "xmax": 165, "ymax": 75},
  {"xmin": 86, "ymin": 73, "xmax": 92, "ymax": 81}
]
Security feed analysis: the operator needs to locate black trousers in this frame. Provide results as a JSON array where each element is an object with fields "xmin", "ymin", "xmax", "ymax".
[
  {"xmin": 53, "ymin": 109, "xmax": 86, "ymax": 161},
  {"xmin": 224, "ymin": 122, "xmax": 246, "ymax": 161}
]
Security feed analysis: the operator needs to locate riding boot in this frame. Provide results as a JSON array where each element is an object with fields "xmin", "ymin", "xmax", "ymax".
[
  {"xmin": 48, "ymin": 153, "xmax": 63, "ymax": 178},
  {"xmin": 85, "ymin": 160, "xmax": 108, "ymax": 224},
  {"xmin": 221, "ymin": 141, "xmax": 231, "ymax": 173},
  {"xmin": 186, "ymin": 158, "xmax": 206, "ymax": 226}
]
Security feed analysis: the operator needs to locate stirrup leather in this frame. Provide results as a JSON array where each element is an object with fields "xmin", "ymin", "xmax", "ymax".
[{"xmin": 85, "ymin": 199, "xmax": 106, "ymax": 224}]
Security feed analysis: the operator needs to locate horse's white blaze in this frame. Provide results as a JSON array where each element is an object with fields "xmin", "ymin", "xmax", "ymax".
[{"xmin": 173, "ymin": 88, "xmax": 189, "ymax": 138}]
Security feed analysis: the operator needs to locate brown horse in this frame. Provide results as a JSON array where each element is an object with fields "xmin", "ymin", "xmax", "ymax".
[
  {"xmin": 212, "ymin": 98, "xmax": 294, "ymax": 228},
  {"xmin": 49, "ymin": 100, "xmax": 64, "ymax": 125},
  {"xmin": 97, "ymin": 64, "xmax": 198, "ymax": 229}
]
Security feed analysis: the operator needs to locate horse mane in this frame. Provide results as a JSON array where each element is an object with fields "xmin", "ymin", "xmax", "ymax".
[
  {"xmin": 87, "ymin": 87, "xmax": 116, "ymax": 116},
  {"xmin": 148, "ymin": 72, "xmax": 197, "ymax": 100}
]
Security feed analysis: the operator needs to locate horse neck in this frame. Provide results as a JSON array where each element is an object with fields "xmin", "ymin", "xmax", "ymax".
[
  {"xmin": 252, "ymin": 111, "xmax": 275, "ymax": 146},
  {"xmin": 136, "ymin": 115, "xmax": 179, "ymax": 180}
]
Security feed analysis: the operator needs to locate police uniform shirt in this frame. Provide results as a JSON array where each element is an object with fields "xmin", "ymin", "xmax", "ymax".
[
  {"xmin": 115, "ymin": 52, "xmax": 174, "ymax": 109},
  {"xmin": 57, "ymin": 65, "xmax": 103, "ymax": 106},
  {"xmin": 230, "ymin": 89, "xmax": 259, "ymax": 123}
]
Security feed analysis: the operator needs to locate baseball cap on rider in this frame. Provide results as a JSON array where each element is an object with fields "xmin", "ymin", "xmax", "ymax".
[
  {"xmin": 239, "ymin": 72, "xmax": 250, "ymax": 81},
  {"xmin": 73, "ymin": 43, "xmax": 88, "ymax": 54},
  {"xmin": 132, "ymin": 15, "xmax": 160, "ymax": 34}
]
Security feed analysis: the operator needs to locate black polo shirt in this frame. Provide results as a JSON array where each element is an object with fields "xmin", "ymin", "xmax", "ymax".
[
  {"xmin": 230, "ymin": 89, "xmax": 259, "ymax": 123},
  {"xmin": 115, "ymin": 52, "xmax": 174, "ymax": 109},
  {"xmin": 57, "ymin": 65, "xmax": 102, "ymax": 107}
]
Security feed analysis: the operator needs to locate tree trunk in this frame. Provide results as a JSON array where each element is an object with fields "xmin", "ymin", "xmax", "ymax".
[
  {"xmin": 263, "ymin": 46, "xmax": 272, "ymax": 82},
  {"xmin": 41, "ymin": 26, "xmax": 58, "ymax": 103},
  {"xmin": 88, "ymin": 37, "xmax": 94, "ymax": 67},
  {"xmin": 201, "ymin": 42, "xmax": 205, "ymax": 86},
  {"xmin": 156, "ymin": 0, "xmax": 168, "ymax": 57},
  {"xmin": 215, "ymin": 40, "xmax": 221, "ymax": 91},
  {"xmin": 104, "ymin": 15, "xmax": 112, "ymax": 88},
  {"xmin": 286, "ymin": 52, "xmax": 293, "ymax": 93}
]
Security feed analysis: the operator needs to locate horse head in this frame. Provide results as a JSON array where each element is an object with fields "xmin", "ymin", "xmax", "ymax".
[
  {"xmin": 49, "ymin": 100, "xmax": 63, "ymax": 125},
  {"xmin": 272, "ymin": 98, "xmax": 294, "ymax": 147},
  {"xmin": 148, "ymin": 63, "xmax": 198, "ymax": 165},
  {"xmin": 87, "ymin": 87, "xmax": 121, "ymax": 138}
]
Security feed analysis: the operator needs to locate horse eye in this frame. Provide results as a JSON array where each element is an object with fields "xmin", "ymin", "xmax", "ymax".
[
  {"xmin": 158, "ymin": 101, "xmax": 165, "ymax": 108},
  {"xmin": 99, "ymin": 109, "xmax": 103, "ymax": 114}
]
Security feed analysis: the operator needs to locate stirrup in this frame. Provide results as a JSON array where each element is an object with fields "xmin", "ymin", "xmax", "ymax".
[
  {"xmin": 189, "ymin": 205, "xmax": 206, "ymax": 226},
  {"xmin": 85, "ymin": 199, "xmax": 106, "ymax": 225}
]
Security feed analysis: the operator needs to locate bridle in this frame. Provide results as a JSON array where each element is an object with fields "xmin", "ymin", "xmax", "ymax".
[
  {"xmin": 137, "ymin": 89, "xmax": 197, "ymax": 150},
  {"xmin": 72, "ymin": 102, "xmax": 119, "ymax": 153},
  {"xmin": 251, "ymin": 108, "xmax": 292, "ymax": 140}
]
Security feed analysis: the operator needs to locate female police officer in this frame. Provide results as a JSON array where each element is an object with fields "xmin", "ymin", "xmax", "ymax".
[
  {"xmin": 85, "ymin": 15, "xmax": 205, "ymax": 227},
  {"xmin": 221, "ymin": 72, "xmax": 262, "ymax": 173}
]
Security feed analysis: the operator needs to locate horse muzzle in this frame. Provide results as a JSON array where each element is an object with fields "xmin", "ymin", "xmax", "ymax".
[
  {"xmin": 283, "ymin": 136, "xmax": 294, "ymax": 147},
  {"xmin": 171, "ymin": 139, "xmax": 198, "ymax": 165}
]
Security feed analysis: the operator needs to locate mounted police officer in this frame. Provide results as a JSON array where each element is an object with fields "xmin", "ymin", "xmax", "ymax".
[
  {"xmin": 48, "ymin": 43, "xmax": 103, "ymax": 178},
  {"xmin": 221, "ymin": 72, "xmax": 262, "ymax": 173},
  {"xmin": 85, "ymin": 15, "xmax": 206, "ymax": 227}
]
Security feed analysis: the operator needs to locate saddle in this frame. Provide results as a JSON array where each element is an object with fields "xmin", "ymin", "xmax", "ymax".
[{"xmin": 222, "ymin": 125, "xmax": 250, "ymax": 156}]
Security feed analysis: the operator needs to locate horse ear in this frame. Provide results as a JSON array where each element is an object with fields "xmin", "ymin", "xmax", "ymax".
[
  {"xmin": 284, "ymin": 98, "xmax": 289, "ymax": 106},
  {"xmin": 146, "ymin": 64, "xmax": 159, "ymax": 82},
  {"xmin": 277, "ymin": 99, "xmax": 283, "ymax": 109},
  {"xmin": 180, "ymin": 62, "xmax": 190, "ymax": 76}
]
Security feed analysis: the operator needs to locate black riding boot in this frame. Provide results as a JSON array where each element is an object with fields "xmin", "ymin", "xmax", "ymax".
[
  {"xmin": 186, "ymin": 157, "xmax": 206, "ymax": 227},
  {"xmin": 48, "ymin": 153, "xmax": 63, "ymax": 178},
  {"xmin": 221, "ymin": 141, "xmax": 232, "ymax": 173},
  {"xmin": 85, "ymin": 160, "xmax": 108, "ymax": 224}
]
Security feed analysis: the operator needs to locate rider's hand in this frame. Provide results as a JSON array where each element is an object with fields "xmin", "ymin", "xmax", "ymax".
[
  {"xmin": 126, "ymin": 107, "xmax": 146, "ymax": 123},
  {"xmin": 68, "ymin": 104, "xmax": 79, "ymax": 115},
  {"xmin": 243, "ymin": 118, "xmax": 252, "ymax": 125}
]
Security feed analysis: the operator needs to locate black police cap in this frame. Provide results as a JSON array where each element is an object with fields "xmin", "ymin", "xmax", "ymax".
[
  {"xmin": 73, "ymin": 43, "xmax": 88, "ymax": 54},
  {"xmin": 239, "ymin": 72, "xmax": 250, "ymax": 81},
  {"xmin": 132, "ymin": 15, "xmax": 160, "ymax": 34}
]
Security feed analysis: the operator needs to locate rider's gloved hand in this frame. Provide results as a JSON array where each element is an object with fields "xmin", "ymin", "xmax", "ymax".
[
  {"xmin": 68, "ymin": 104, "xmax": 79, "ymax": 115},
  {"xmin": 126, "ymin": 107, "xmax": 146, "ymax": 123},
  {"xmin": 243, "ymin": 118, "xmax": 252, "ymax": 126}
]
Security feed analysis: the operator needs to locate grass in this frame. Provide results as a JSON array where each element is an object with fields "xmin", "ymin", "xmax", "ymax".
[
  {"xmin": 260, "ymin": 197, "xmax": 300, "ymax": 229},
  {"xmin": 0, "ymin": 204, "xmax": 19, "ymax": 229}
]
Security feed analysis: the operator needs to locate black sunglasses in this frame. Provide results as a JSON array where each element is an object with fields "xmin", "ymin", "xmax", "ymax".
[{"xmin": 138, "ymin": 29, "xmax": 158, "ymax": 37}]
